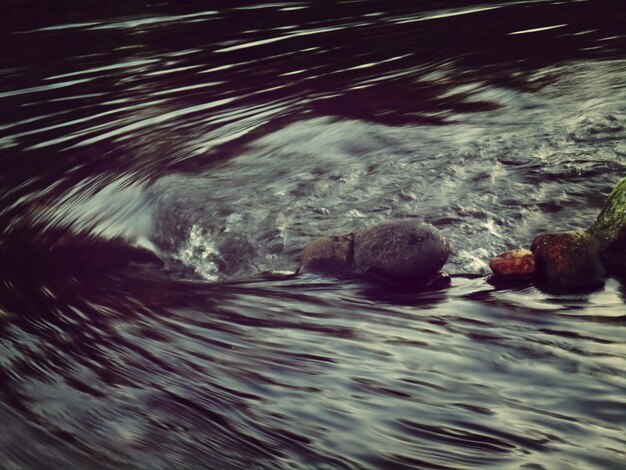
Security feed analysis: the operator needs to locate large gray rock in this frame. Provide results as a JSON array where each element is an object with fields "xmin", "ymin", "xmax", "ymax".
[{"xmin": 300, "ymin": 220, "xmax": 449, "ymax": 284}]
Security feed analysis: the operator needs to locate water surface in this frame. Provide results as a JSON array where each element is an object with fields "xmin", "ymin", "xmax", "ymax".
[{"xmin": 1, "ymin": 1, "xmax": 626, "ymax": 468}]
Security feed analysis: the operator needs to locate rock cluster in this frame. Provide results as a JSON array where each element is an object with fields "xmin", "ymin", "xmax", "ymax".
[
  {"xmin": 299, "ymin": 177, "xmax": 625, "ymax": 289},
  {"xmin": 300, "ymin": 220, "xmax": 449, "ymax": 285},
  {"xmin": 490, "ymin": 176, "xmax": 626, "ymax": 288}
]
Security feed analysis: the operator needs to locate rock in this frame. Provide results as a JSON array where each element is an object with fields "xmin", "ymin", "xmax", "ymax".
[
  {"xmin": 352, "ymin": 220, "xmax": 449, "ymax": 281},
  {"xmin": 300, "ymin": 233, "xmax": 354, "ymax": 276},
  {"xmin": 531, "ymin": 231, "xmax": 605, "ymax": 287},
  {"xmin": 300, "ymin": 220, "xmax": 449, "ymax": 284},
  {"xmin": 489, "ymin": 249, "xmax": 536, "ymax": 280},
  {"xmin": 587, "ymin": 177, "xmax": 626, "ymax": 255}
]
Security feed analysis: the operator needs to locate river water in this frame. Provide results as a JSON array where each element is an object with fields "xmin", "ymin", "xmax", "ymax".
[{"xmin": 1, "ymin": 1, "xmax": 626, "ymax": 468}]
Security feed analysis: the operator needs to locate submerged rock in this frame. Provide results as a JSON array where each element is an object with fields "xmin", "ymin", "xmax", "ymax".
[
  {"xmin": 489, "ymin": 249, "xmax": 536, "ymax": 280},
  {"xmin": 587, "ymin": 176, "xmax": 626, "ymax": 257},
  {"xmin": 300, "ymin": 220, "xmax": 449, "ymax": 284},
  {"xmin": 531, "ymin": 231, "xmax": 605, "ymax": 287}
]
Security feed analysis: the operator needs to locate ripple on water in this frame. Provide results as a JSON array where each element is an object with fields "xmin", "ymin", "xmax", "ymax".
[{"xmin": 1, "ymin": 1, "xmax": 626, "ymax": 469}]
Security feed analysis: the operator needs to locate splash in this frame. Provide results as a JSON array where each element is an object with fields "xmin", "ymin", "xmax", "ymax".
[{"xmin": 174, "ymin": 224, "xmax": 220, "ymax": 281}]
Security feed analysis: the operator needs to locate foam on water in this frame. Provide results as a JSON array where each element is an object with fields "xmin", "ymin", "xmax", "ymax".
[{"xmin": 174, "ymin": 224, "xmax": 221, "ymax": 281}]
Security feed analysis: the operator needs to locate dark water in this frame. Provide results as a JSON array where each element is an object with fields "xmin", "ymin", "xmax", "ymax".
[{"xmin": 1, "ymin": 1, "xmax": 626, "ymax": 468}]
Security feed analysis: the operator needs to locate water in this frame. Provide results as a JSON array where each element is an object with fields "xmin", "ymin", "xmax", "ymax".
[{"xmin": 1, "ymin": 1, "xmax": 626, "ymax": 468}]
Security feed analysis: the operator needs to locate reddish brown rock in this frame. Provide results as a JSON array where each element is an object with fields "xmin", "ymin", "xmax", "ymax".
[
  {"xmin": 531, "ymin": 231, "xmax": 605, "ymax": 287},
  {"xmin": 489, "ymin": 249, "xmax": 536, "ymax": 279}
]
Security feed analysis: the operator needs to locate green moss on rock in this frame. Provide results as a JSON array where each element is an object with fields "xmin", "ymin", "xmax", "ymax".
[{"xmin": 588, "ymin": 177, "xmax": 626, "ymax": 252}]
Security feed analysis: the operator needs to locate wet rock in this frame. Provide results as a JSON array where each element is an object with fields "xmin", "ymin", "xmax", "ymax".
[
  {"xmin": 531, "ymin": 231, "xmax": 605, "ymax": 287},
  {"xmin": 352, "ymin": 221, "xmax": 449, "ymax": 281},
  {"xmin": 300, "ymin": 220, "xmax": 449, "ymax": 284},
  {"xmin": 299, "ymin": 233, "xmax": 354, "ymax": 276},
  {"xmin": 489, "ymin": 249, "xmax": 536, "ymax": 280},
  {"xmin": 587, "ymin": 176, "xmax": 626, "ymax": 256}
]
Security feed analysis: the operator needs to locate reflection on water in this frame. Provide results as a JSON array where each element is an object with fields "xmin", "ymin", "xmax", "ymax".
[{"xmin": 1, "ymin": 1, "xmax": 626, "ymax": 468}]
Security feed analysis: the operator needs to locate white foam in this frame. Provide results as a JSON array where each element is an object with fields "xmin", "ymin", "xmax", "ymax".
[
  {"xmin": 174, "ymin": 225, "xmax": 221, "ymax": 281},
  {"xmin": 458, "ymin": 248, "xmax": 491, "ymax": 275}
]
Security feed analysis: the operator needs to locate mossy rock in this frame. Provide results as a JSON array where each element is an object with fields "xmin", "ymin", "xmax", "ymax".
[{"xmin": 588, "ymin": 177, "xmax": 626, "ymax": 253}]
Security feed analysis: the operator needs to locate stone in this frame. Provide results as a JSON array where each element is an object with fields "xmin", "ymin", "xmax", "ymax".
[
  {"xmin": 352, "ymin": 220, "xmax": 449, "ymax": 281},
  {"xmin": 531, "ymin": 231, "xmax": 605, "ymax": 287},
  {"xmin": 300, "ymin": 233, "xmax": 354, "ymax": 276},
  {"xmin": 489, "ymin": 249, "xmax": 536, "ymax": 279},
  {"xmin": 300, "ymin": 220, "xmax": 449, "ymax": 284},
  {"xmin": 587, "ymin": 176, "xmax": 626, "ymax": 260}
]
